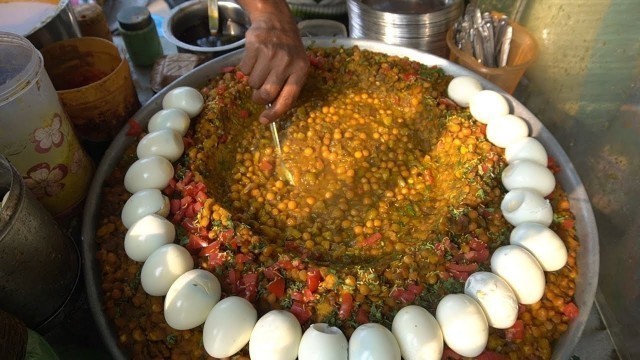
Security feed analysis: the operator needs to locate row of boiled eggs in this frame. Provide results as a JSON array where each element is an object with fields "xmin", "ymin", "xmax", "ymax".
[{"xmin": 116, "ymin": 74, "xmax": 569, "ymax": 359}]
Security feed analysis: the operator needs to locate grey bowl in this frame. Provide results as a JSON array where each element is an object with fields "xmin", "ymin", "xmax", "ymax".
[{"xmin": 82, "ymin": 37, "xmax": 599, "ymax": 360}]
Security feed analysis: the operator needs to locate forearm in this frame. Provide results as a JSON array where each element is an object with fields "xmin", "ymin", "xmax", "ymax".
[{"xmin": 236, "ymin": 0, "xmax": 295, "ymax": 22}]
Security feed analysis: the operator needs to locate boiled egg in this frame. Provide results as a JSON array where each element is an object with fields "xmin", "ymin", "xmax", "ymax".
[
  {"xmin": 124, "ymin": 213, "xmax": 175, "ymax": 262},
  {"xmin": 164, "ymin": 269, "xmax": 221, "ymax": 330},
  {"xmin": 469, "ymin": 90, "xmax": 509, "ymax": 124},
  {"xmin": 121, "ymin": 188, "xmax": 170, "ymax": 228},
  {"xmin": 140, "ymin": 243, "xmax": 194, "ymax": 296},
  {"xmin": 349, "ymin": 323, "xmax": 401, "ymax": 360},
  {"xmin": 203, "ymin": 296, "xmax": 257, "ymax": 358},
  {"xmin": 447, "ymin": 76, "xmax": 483, "ymax": 107},
  {"xmin": 435, "ymin": 294, "xmax": 488, "ymax": 358},
  {"xmin": 501, "ymin": 160, "xmax": 556, "ymax": 197},
  {"xmin": 391, "ymin": 305, "xmax": 443, "ymax": 360},
  {"xmin": 249, "ymin": 310, "xmax": 302, "ymax": 360},
  {"xmin": 148, "ymin": 108, "xmax": 191, "ymax": 136},
  {"xmin": 162, "ymin": 86, "xmax": 204, "ymax": 118},
  {"xmin": 510, "ymin": 222, "xmax": 568, "ymax": 271},
  {"xmin": 486, "ymin": 114, "xmax": 529, "ymax": 148},
  {"xmin": 124, "ymin": 155, "xmax": 174, "ymax": 194},
  {"xmin": 298, "ymin": 323, "xmax": 348, "ymax": 360},
  {"xmin": 464, "ymin": 272, "xmax": 518, "ymax": 329},
  {"xmin": 491, "ymin": 245, "xmax": 545, "ymax": 304},
  {"xmin": 501, "ymin": 188, "xmax": 553, "ymax": 227},
  {"xmin": 505, "ymin": 137, "xmax": 548, "ymax": 166},
  {"xmin": 137, "ymin": 129, "xmax": 185, "ymax": 163}
]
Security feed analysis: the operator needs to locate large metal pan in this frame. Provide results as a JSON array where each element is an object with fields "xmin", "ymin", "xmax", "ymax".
[{"xmin": 82, "ymin": 37, "xmax": 599, "ymax": 360}]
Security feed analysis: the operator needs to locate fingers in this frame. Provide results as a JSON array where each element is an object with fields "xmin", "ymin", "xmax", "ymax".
[{"xmin": 257, "ymin": 70, "xmax": 307, "ymax": 124}]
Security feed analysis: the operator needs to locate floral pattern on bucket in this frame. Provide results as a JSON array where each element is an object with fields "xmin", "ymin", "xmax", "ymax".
[
  {"xmin": 24, "ymin": 163, "xmax": 68, "ymax": 198},
  {"xmin": 30, "ymin": 113, "xmax": 66, "ymax": 153}
]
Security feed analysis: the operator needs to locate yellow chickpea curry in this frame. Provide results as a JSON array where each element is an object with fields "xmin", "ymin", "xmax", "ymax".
[{"xmin": 99, "ymin": 46, "xmax": 580, "ymax": 359}]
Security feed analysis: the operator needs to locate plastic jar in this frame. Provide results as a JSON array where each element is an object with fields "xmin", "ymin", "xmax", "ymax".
[
  {"xmin": 117, "ymin": 6, "xmax": 164, "ymax": 67},
  {"xmin": 0, "ymin": 32, "xmax": 93, "ymax": 217}
]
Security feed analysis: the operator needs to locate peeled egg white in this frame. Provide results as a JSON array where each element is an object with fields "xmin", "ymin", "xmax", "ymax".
[
  {"xmin": 501, "ymin": 188, "xmax": 553, "ymax": 227},
  {"xmin": 298, "ymin": 323, "xmax": 348, "ymax": 360},
  {"xmin": 447, "ymin": 76, "xmax": 483, "ymax": 107},
  {"xmin": 464, "ymin": 272, "xmax": 518, "ymax": 329},
  {"xmin": 435, "ymin": 294, "xmax": 488, "ymax": 358},
  {"xmin": 124, "ymin": 155, "xmax": 175, "ymax": 194},
  {"xmin": 249, "ymin": 310, "xmax": 302, "ymax": 360},
  {"xmin": 502, "ymin": 160, "xmax": 556, "ymax": 196},
  {"xmin": 164, "ymin": 269, "xmax": 221, "ymax": 330},
  {"xmin": 137, "ymin": 129, "xmax": 185, "ymax": 163},
  {"xmin": 391, "ymin": 305, "xmax": 443, "ymax": 360},
  {"xmin": 349, "ymin": 323, "xmax": 401, "ymax": 360},
  {"xmin": 491, "ymin": 245, "xmax": 545, "ymax": 304},
  {"xmin": 124, "ymin": 214, "xmax": 175, "ymax": 262},
  {"xmin": 162, "ymin": 86, "xmax": 204, "ymax": 118},
  {"xmin": 140, "ymin": 244, "xmax": 194, "ymax": 296},
  {"xmin": 121, "ymin": 188, "xmax": 170, "ymax": 228},
  {"xmin": 203, "ymin": 296, "xmax": 257, "ymax": 358},
  {"xmin": 505, "ymin": 137, "xmax": 548, "ymax": 166},
  {"xmin": 486, "ymin": 114, "xmax": 529, "ymax": 148},
  {"xmin": 469, "ymin": 90, "xmax": 509, "ymax": 124},
  {"xmin": 510, "ymin": 222, "xmax": 568, "ymax": 271},
  {"xmin": 148, "ymin": 108, "xmax": 191, "ymax": 136}
]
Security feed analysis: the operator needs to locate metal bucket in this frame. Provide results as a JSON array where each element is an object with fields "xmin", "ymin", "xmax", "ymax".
[
  {"xmin": 0, "ymin": 155, "xmax": 80, "ymax": 330},
  {"xmin": 0, "ymin": 0, "xmax": 81, "ymax": 50}
]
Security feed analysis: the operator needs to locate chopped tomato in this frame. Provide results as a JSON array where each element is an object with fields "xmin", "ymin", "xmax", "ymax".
[
  {"xmin": 125, "ymin": 119, "xmax": 143, "ymax": 137},
  {"xmin": 561, "ymin": 218, "xmax": 576, "ymax": 230},
  {"xmin": 548, "ymin": 156, "xmax": 561, "ymax": 173},
  {"xmin": 267, "ymin": 277, "xmax": 285, "ymax": 298},
  {"xmin": 235, "ymin": 71, "xmax": 246, "ymax": 81},
  {"xmin": 355, "ymin": 306, "xmax": 369, "ymax": 324},
  {"xmin": 259, "ymin": 159, "xmax": 274, "ymax": 172},
  {"xmin": 563, "ymin": 302, "xmax": 580, "ymax": 320},
  {"xmin": 239, "ymin": 109, "xmax": 250, "ymax": 119},
  {"xmin": 199, "ymin": 241, "xmax": 220, "ymax": 257},
  {"xmin": 306, "ymin": 269, "xmax": 322, "ymax": 293},
  {"xmin": 338, "ymin": 293, "xmax": 354, "ymax": 320},
  {"xmin": 290, "ymin": 301, "xmax": 312, "ymax": 325},
  {"xmin": 361, "ymin": 232, "xmax": 382, "ymax": 246},
  {"xmin": 390, "ymin": 288, "xmax": 418, "ymax": 304},
  {"xmin": 219, "ymin": 229, "xmax": 235, "ymax": 243},
  {"xmin": 187, "ymin": 234, "xmax": 209, "ymax": 251},
  {"xmin": 401, "ymin": 72, "xmax": 417, "ymax": 82},
  {"xmin": 445, "ymin": 262, "xmax": 478, "ymax": 272},
  {"xmin": 505, "ymin": 319, "xmax": 525, "ymax": 341},
  {"xmin": 242, "ymin": 272, "xmax": 258, "ymax": 302}
]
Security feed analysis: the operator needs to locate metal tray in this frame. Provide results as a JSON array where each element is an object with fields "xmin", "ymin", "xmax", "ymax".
[{"xmin": 82, "ymin": 37, "xmax": 599, "ymax": 360}]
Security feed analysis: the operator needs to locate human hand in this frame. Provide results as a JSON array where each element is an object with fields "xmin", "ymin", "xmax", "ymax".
[{"xmin": 237, "ymin": 0, "xmax": 309, "ymax": 124}]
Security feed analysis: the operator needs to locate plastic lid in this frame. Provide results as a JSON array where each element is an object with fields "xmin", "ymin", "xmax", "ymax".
[
  {"xmin": 117, "ymin": 6, "xmax": 153, "ymax": 32},
  {"xmin": 0, "ymin": 32, "xmax": 39, "ymax": 106}
]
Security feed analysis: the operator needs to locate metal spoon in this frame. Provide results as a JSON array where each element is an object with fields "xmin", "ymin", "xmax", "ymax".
[
  {"xmin": 267, "ymin": 107, "xmax": 295, "ymax": 185},
  {"xmin": 207, "ymin": 0, "xmax": 219, "ymax": 36}
]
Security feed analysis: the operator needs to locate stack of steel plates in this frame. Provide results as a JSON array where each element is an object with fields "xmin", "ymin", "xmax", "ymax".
[{"xmin": 347, "ymin": 0, "xmax": 463, "ymax": 57}]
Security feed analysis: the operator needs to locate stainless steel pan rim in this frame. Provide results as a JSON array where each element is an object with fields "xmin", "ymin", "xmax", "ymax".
[{"xmin": 82, "ymin": 37, "xmax": 599, "ymax": 360}]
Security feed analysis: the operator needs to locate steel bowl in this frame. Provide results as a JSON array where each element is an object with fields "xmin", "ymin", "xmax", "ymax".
[
  {"xmin": 82, "ymin": 38, "xmax": 599, "ymax": 360},
  {"xmin": 162, "ymin": 0, "xmax": 248, "ymax": 58}
]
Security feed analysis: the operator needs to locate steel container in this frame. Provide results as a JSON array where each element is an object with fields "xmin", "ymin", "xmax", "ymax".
[{"xmin": 82, "ymin": 38, "xmax": 599, "ymax": 360}]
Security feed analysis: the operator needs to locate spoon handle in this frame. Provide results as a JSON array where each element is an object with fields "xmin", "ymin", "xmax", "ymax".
[{"xmin": 208, "ymin": 0, "xmax": 219, "ymax": 36}]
